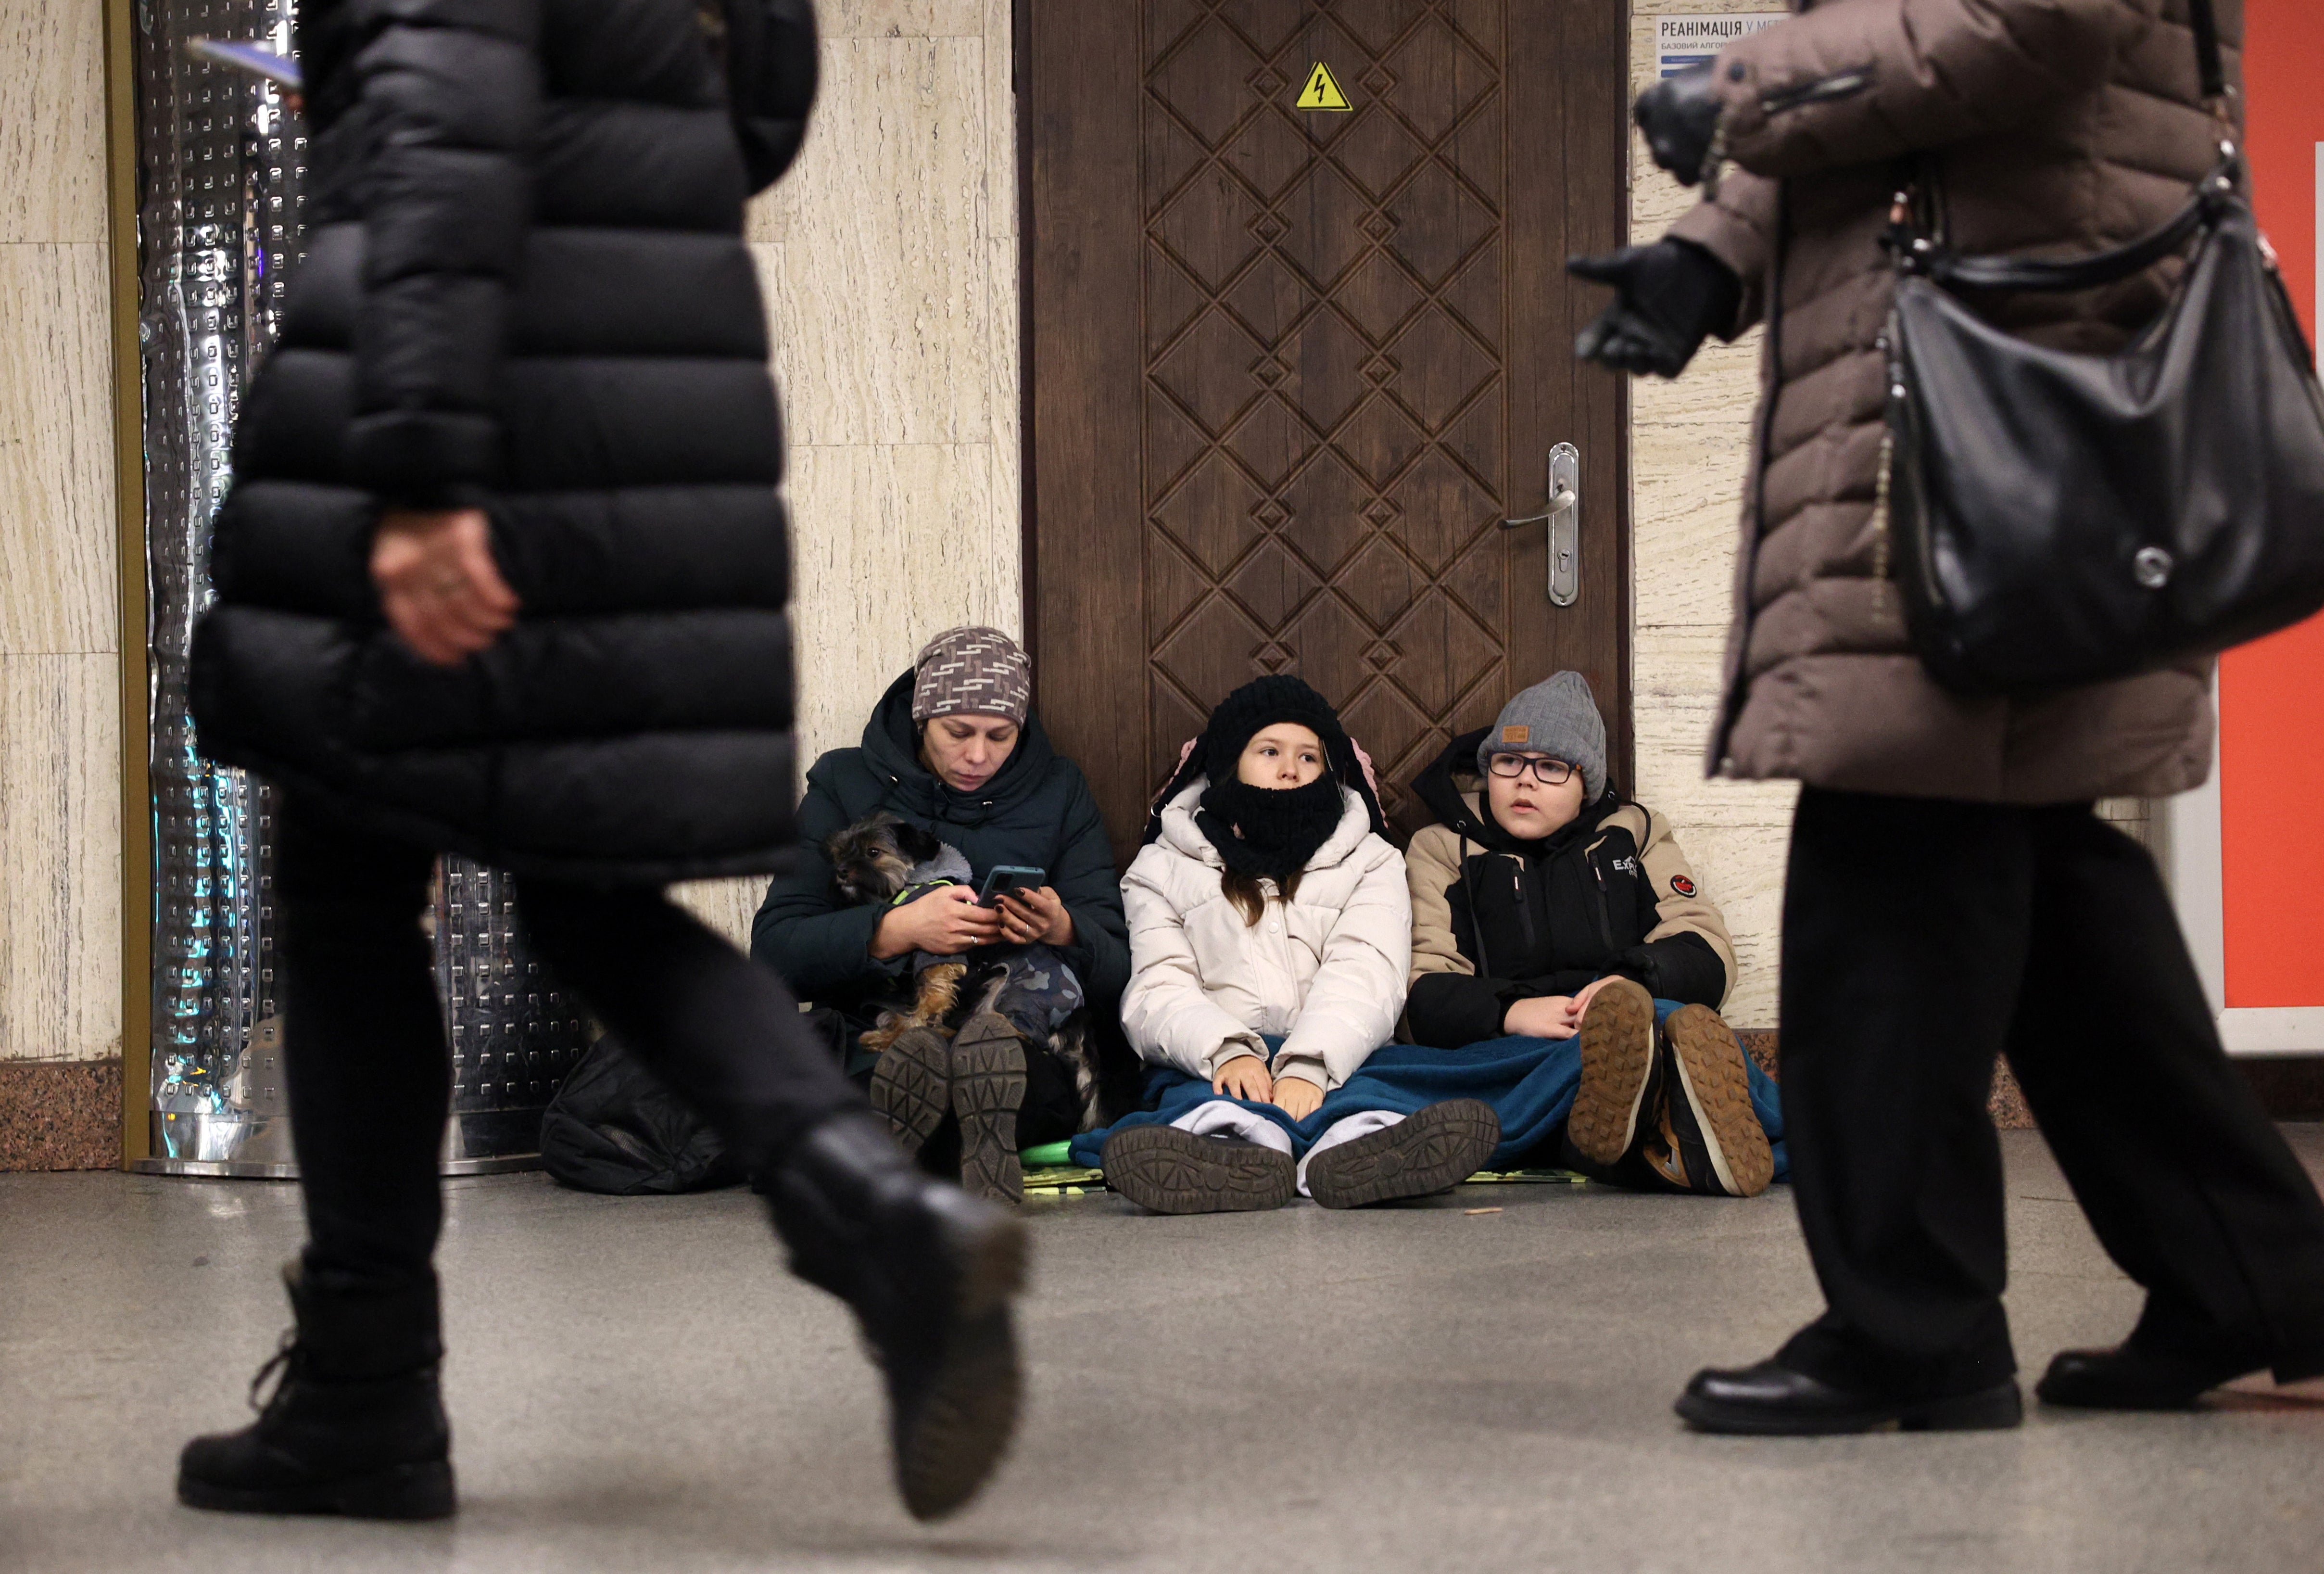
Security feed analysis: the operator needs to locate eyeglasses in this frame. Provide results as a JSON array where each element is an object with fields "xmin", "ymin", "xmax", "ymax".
[{"xmin": 1487, "ymin": 753, "xmax": 1575, "ymax": 786}]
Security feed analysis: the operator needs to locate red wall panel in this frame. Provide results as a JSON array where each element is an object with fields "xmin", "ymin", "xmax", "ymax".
[{"xmin": 2221, "ymin": 0, "xmax": 2324, "ymax": 1008}]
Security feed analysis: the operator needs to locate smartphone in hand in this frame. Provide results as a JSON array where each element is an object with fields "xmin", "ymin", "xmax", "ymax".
[{"xmin": 976, "ymin": 865, "xmax": 1045, "ymax": 908}]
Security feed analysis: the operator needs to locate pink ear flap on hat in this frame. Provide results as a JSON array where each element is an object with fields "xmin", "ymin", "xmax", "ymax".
[{"xmin": 1153, "ymin": 737, "xmax": 1200, "ymax": 812}]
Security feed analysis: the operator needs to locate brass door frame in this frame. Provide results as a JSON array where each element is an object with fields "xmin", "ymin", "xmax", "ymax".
[{"xmin": 105, "ymin": 0, "xmax": 153, "ymax": 1168}]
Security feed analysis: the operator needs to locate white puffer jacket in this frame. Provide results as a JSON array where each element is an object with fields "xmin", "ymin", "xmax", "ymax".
[{"xmin": 1120, "ymin": 779, "xmax": 1412, "ymax": 1094}]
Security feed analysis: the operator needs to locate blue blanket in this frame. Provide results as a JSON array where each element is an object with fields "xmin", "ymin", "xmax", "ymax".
[{"xmin": 1071, "ymin": 1019, "xmax": 1786, "ymax": 1180}]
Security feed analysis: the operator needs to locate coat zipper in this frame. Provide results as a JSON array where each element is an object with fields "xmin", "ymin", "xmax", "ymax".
[
  {"xmin": 1759, "ymin": 67, "xmax": 1873, "ymax": 116},
  {"xmin": 1458, "ymin": 836, "xmax": 1493, "ymax": 980},
  {"xmin": 1587, "ymin": 850, "xmax": 1617, "ymax": 958}
]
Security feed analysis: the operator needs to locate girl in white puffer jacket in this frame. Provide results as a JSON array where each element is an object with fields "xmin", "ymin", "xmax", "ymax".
[{"xmin": 1100, "ymin": 677, "xmax": 1500, "ymax": 1213}]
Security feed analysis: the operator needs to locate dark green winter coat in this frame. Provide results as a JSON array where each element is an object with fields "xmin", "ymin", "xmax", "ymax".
[{"xmin": 749, "ymin": 671, "xmax": 1130, "ymax": 1041}]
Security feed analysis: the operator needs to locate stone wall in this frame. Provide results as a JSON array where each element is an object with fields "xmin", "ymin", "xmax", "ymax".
[
  {"xmin": 0, "ymin": 1, "xmax": 1020, "ymax": 1162},
  {"xmin": 1626, "ymin": 0, "xmax": 1794, "ymax": 1028},
  {"xmin": 0, "ymin": 0, "xmax": 123, "ymax": 1120},
  {"xmin": 676, "ymin": 0, "xmax": 1021, "ymax": 945}
]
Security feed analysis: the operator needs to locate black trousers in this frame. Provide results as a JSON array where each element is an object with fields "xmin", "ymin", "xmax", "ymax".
[
  {"xmin": 275, "ymin": 800, "xmax": 862, "ymax": 1291},
  {"xmin": 1775, "ymin": 788, "xmax": 2324, "ymax": 1396}
]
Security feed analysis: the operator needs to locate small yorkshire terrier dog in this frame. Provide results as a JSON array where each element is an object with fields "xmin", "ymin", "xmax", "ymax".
[
  {"xmin": 824, "ymin": 811, "xmax": 1129, "ymax": 1130},
  {"xmin": 825, "ymin": 812, "xmax": 974, "ymax": 1053}
]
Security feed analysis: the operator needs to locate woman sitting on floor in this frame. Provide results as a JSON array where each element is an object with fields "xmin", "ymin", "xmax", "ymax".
[
  {"xmin": 1091, "ymin": 676, "xmax": 1501, "ymax": 1213},
  {"xmin": 1403, "ymin": 672, "xmax": 1781, "ymax": 1197}
]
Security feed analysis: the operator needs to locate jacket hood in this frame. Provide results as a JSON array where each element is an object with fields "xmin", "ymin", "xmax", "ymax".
[
  {"xmin": 860, "ymin": 668, "xmax": 1062, "ymax": 826},
  {"xmin": 1412, "ymin": 728, "xmax": 1617, "ymax": 855},
  {"xmin": 1154, "ymin": 777, "xmax": 1376, "ymax": 876}
]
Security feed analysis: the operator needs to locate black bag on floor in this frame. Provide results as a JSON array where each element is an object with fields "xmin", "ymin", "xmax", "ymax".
[{"xmin": 538, "ymin": 1034, "xmax": 745, "ymax": 1195}]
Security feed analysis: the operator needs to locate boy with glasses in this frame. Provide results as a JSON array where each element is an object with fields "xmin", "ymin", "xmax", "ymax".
[{"xmin": 1402, "ymin": 673, "xmax": 1781, "ymax": 1195}]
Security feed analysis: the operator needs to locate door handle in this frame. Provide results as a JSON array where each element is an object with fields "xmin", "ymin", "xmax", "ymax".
[{"xmin": 1501, "ymin": 443, "xmax": 1580, "ymax": 607}]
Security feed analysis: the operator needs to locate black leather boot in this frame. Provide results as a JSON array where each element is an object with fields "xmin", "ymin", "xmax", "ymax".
[
  {"xmin": 761, "ymin": 1112, "xmax": 1027, "ymax": 1521},
  {"xmin": 177, "ymin": 1263, "xmax": 454, "ymax": 1519},
  {"xmin": 2040, "ymin": 1292, "xmax": 2323, "ymax": 1409},
  {"xmin": 1676, "ymin": 1357, "xmax": 2022, "ymax": 1435},
  {"xmin": 2035, "ymin": 1342, "xmax": 2266, "ymax": 1409}
]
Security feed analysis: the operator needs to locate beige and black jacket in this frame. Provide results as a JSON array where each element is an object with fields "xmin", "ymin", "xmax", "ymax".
[{"xmin": 1403, "ymin": 732, "xmax": 1737, "ymax": 1049}]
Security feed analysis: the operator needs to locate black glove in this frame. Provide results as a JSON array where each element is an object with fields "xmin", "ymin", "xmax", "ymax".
[
  {"xmin": 1568, "ymin": 240, "xmax": 1742, "ymax": 379},
  {"xmin": 1635, "ymin": 62, "xmax": 1726, "ymax": 187}
]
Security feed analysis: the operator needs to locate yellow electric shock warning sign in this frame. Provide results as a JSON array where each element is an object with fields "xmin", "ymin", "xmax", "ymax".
[{"xmin": 1295, "ymin": 61, "xmax": 1352, "ymax": 111}]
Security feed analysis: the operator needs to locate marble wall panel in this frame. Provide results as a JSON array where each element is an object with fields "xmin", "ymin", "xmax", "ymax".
[
  {"xmin": 698, "ymin": 17, "xmax": 1020, "ymax": 953},
  {"xmin": 1670, "ymin": 820, "xmax": 1790, "ymax": 1030},
  {"xmin": 0, "ymin": 0, "xmax": 106, "ymax": 244},
  {"xmin": 674, "ymin": 441, "xmax": 1017, "ymax": 950},
  {"xmin": 980, "ymin": 0, "xmax": 1021, "ymax": 515},
  {"xmin": 0, "ymin": 655, "xmax": 121, "ymax": 1062},
  {"xmin": 1627, "ymin": 0, "xmax": 1796, "ymax": 1024},
  {"xmin": 0, "ymin": 242, "xmax": 117, "ymax": 656},
  {"xmin": 822, "ymin": 0, "xmax": 984, "ymax": 35},
  {"xmin": 0, "ymin": 0, "xmax": 125, "ymax": 1081},
  {"xmin": 670, "ymin": 876, "xmax": 766, "ymax": 952},
  {"xmin": 785, "ymin": 440, "xmax": 1016, "ymax": 765},
  {"xmin": 749, "ymin": 38, "xmax": 993, "ymax": 447}
]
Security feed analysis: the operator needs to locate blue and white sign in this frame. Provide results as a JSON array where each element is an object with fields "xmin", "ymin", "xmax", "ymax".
[{"xmin": 1655, "ymin": 13, "xmax": 1788, "ymax": 78}]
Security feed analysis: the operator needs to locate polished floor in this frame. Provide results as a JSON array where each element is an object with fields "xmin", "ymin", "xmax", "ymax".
[{"xmin": 4, "ymin": 1127, "xmax": 2322, "ymax": 1574}]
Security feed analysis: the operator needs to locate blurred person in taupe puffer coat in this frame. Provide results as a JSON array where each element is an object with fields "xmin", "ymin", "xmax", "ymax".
[
  {"xmin": 1573, "ymin": 0, "xmax": 2324, "ymax": 1434},
  {"xmin": 177, "ymin": 0, "xmax": 1023, "ymax": 1526}
]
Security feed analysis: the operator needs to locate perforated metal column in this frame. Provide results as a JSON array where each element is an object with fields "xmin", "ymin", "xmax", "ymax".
[
  {"xmin": 434, "ymin": 870, "xmax": 592, "ymax": 1166},
  {"xmin": 131, "ymin": 2, "xmax": 587, "ymax": 1176}
]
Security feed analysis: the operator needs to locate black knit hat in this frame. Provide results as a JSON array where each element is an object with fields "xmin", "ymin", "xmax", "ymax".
[
  {"xmin": 1198, "ymin": 675, "xmax": 1342, "ymax": 783},
  {"xmin": 1143, "ymin": 675, "xmax": 1385, "ymax": 844}
]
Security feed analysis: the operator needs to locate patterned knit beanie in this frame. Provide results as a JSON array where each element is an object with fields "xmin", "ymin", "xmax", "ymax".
[{"xmin": 910, "ymin": 626, "xmax": 1032, "ymax": 724}]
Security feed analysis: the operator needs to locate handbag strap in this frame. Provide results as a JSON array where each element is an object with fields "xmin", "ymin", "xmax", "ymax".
[
  {"xmin": 1925, "ymin": 172, "xmax": 2236, "ymax": 292},
  {"xmin": 1889, "ymin": 1, "xmax": 2237, "ymax": 292},
  {"xmin": 2188, "ymin": 0, "xmax": 2225, "ymax": 105}
]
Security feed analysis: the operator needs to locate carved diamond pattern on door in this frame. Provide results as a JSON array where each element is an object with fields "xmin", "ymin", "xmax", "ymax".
[
  {"xmin": 1140, "ymin": 0, "xmax": 1514, "ymax": 816},
  {"xmin": 1033, "ymin": 0, "xmax": 1626, "ymax": 859}
]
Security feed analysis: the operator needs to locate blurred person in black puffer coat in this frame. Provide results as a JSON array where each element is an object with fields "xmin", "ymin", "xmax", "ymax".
[{"xmin": 177, "ymin": 0, "xmax": 1024, "ymax": 1526}]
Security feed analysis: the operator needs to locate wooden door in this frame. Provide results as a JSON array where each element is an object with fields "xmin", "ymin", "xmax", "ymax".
[{"xmin": 1025, "ymin": 0, "xmax": 1630, "ymax": 861}]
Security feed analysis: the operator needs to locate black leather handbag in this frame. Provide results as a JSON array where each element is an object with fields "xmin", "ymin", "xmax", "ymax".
[{"xmin": 1881, "ymin": 0, "xmax": 2324, "ymax": 695}]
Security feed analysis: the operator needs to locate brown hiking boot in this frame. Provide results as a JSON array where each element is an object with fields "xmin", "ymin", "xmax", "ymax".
[
  {"xmin": 1640, "ymin": 1005, "xmax": 1773, "ymax": 1197},
  {"xmin": 1566, "ymin": 977, "xmax": 1658, "ymax": 1167}
]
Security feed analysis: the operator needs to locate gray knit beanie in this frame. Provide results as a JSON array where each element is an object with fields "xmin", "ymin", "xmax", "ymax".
[
  {"xmin": 911, "ymin": 625, "xmax": 1032, "ymax": 724},
  {"xmin": 1478, "ymin": 672, "xmax": 1607, "ymax": 802}
]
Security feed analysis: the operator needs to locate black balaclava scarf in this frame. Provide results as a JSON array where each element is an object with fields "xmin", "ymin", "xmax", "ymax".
[{"xmin": 1183, "ymin": 676, "xmax": 1357, "ymax": 883}]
